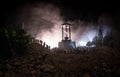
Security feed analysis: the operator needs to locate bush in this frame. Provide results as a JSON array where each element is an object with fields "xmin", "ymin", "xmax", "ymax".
[{"xmin": 0, "ymin": 25, "xmax": 31, "ymax": 59}]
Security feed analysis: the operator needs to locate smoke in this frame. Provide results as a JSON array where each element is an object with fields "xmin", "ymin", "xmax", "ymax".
[
  {"xmin": 16, "ymin": 3, "xmax": 111, "ymax": 48},
  {"xmin": 16, "ymin": 3, "xmax": 63, "ymax": 48},
  {"xmin": 69, "ymin": 20, "xmax": 98, "ymax": 46},
  {"xmin": 67, "ymin": 14, "xmax": 111, "ymax": 46}
]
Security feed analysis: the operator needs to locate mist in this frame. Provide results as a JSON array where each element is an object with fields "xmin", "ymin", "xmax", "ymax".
[{"xmin": 15, "ymin": 3, "xmax": 111, "ymax": 48}]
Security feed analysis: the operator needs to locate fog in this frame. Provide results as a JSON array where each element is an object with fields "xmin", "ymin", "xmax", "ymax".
[{"xmin": 16, "ymin": 3, "xmax": 111, "ymax": 48}]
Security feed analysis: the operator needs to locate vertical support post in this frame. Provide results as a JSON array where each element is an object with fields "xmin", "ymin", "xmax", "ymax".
[
  {"xmin": 62, "ymin": 25, "xmax": 63, "ymax": 40},
  {"xmin": 65, "ymin": 25, "xmax": 67, "ymax": 37},
  {"xmin": 69, "ymin": 25, "xmax": 71, "ymax": 40}
]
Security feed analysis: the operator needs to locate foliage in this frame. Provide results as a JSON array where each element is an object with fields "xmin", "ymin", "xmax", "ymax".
[
  {"xmin": 92, "ymin": 36, "xmax": 99, "ymax": 46},
  {"xmin": 92, "ymin": 35, "xmax": 104, "ymax": 47},
  {"xmin": 0, "ymin": 46, "xmax": 120, "ymax": 77},
  {"xmin": 0, "ymin": 25, "xmax": 31, "ymax": 59},
  {"xmin": 86, "ymin": 41, "xmax": 93, "ymax": 46},
  {"xmin": 103, "ymin": 32, "xmax": 113, "ymax": 47},
  {"xmin": 103, "ymin": 30, "xmax": 120, "ymax": 49}
]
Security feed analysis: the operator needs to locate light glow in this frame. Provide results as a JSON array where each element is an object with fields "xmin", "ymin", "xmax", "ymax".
[
  {"xmin": 36, "ymin": 25, "xmax": 62, "ymax": 48},
  {"xmin": 79, "ymin": 41, "xmax": 87, "ymax": 46},
  {"xmin": 17, "ymin": 3, "xmax": 110, "ymax": 49}
]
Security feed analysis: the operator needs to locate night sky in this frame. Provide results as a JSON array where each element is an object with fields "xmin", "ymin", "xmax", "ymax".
[
  {"xmin": 0, "ymin": 0, "xmax": 120, "ymax": 47},
  {"xmin": 0, "ymin": 0, "xmax": 120, "ymax": 26}
]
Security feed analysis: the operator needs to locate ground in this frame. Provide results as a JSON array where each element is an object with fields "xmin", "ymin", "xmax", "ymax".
[{"xmin": 0, "ymin": 45, "xmax": 120, "ymax": 77}]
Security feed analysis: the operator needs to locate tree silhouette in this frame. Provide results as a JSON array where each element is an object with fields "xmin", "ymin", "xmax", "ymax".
[
  {"xmin": 0, "ymin": 26, "xmax": 11, "ymax": 59},
  {"xmin": 86, "ymin": 41, "xmax": 92, "ymax": 46},
  {"xmin": 92, "ymin": 36, "xmax": 99, "ymax": 46},
  {"xmin": 0, "ymin": 25, "xmax": 31, "ymax": 59}
]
